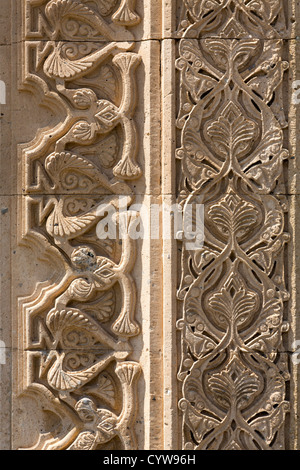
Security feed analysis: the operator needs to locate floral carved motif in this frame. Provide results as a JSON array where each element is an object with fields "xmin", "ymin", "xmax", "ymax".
[
  {"xmin": 19, "ymin": 0, "xmax": 142, "ymax": 450},
  {"xmin": 177, "ymin": 0, "xmax": 290, "ymax": 450}
]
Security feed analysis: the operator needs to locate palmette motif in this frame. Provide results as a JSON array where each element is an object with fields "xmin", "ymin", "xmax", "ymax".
[
  {"xmin": 177, "ymin": 0, "xmax": 291, "ymax": 450},
  {"xmin": 19, "ymin": 0, "xmax": 141, "ymax": 450}
]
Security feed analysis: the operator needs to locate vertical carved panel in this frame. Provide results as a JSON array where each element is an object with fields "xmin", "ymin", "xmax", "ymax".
[
  {"xmin": 177, "ymin": 1, "xmax": 291, "ymax": 450},
  {"xmin": 18, "ymin": 0, "xmax": 142, "ymax": 450}
]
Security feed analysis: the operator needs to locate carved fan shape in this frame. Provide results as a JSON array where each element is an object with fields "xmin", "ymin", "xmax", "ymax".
[
  {"xmin": 46, "ymin": 203, "xmax": 97, "ymax": 239},
  {"xmin": 115, "ymin": 361, "xmax": 141, "ymax": 386},
  {"xmin": 83, "ymin": 372, "xmax": 116, "ymax": 407},
  {"xmin": 97, "ymin": 374, "xmax": 115, "ymax": 402},
  {"xmin": 44, "ymin": 45, "xmax": 95, "ymax": 79},
  {"xmin": 45, "ymin": 152, "xmax": 102, "ymax": 191},
  {"xmin": 46, "ymin": 306, "xmax": 101, "ymax": 349},
  {"xmin": 69, "ymin": 278, "xmax": 95, "ymax": 301},
  {"xmin": 47, "ymin": 356, "xmax": 101, "ymax": 391},
  {"xmin": 112, "ymin": 0, "xmax": 141, "ymax": 26},
  {"xmin": 45, "ymin": 0, "xmax": 106, "ymax": 38},
  {"xmin": 83, "ymin": 291, "xmax": 116, "ymax": 322},
  {"xmin": 46, "ymin": 307, "xmax": 97, "ymax": 336}
]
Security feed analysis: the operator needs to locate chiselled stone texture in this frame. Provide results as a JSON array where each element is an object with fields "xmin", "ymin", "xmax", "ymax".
[
  {"xmin": 1, "ymin": 0, "xmax": 299, "ymax": 451},
  {"xmin": 176, "ymin": 0, "xmax": 291, "ymax": 450},
  {"xmin": 17, "ymin": 0, "xmax": 142, "ymax": 450}
]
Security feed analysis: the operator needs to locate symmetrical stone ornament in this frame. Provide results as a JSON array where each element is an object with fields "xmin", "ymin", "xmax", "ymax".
[
  {"xmin": 1, "ymin": 0, "xmax": 298, "ymax": 451},
  {"xmin": 176, "ymin": 0, "xmax": 291, "ymax": 450},
  {"xmin": 18, "ymin": 0, "xmax": 142, "ymax": 450}
]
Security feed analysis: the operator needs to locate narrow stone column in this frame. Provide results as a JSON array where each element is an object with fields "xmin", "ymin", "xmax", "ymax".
[{"xmin": 172, "ymin": 0, "xmax": 294, "ymax": 450}]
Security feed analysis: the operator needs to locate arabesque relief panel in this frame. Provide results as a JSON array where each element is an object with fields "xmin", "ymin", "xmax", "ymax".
[{"xmin": 176, "ymin": 0, "xmax": 293, "ymax": 450}]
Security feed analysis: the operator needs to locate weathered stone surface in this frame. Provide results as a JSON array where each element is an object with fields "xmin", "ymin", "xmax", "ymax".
[
  {"xmin": 0, "ymin": 0, "xmax": 300, "ymax": 450},
  {"xmin": 173, "ymin": 0, "xmax": 295, "ymax": 451}
]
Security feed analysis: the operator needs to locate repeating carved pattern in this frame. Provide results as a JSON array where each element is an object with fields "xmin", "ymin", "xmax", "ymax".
[
  {"xmin": 19, "ymin": 0, "xmax": 141, "ymax": 450},
  {"xmin": 176, "ymin": 0, "xmax": 291, "ymax": 450}
]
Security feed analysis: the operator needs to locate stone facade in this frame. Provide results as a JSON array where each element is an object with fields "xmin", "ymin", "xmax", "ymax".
[{"xmin": 0, "ymin": 0, "xmax": 300, "ymax": 450}]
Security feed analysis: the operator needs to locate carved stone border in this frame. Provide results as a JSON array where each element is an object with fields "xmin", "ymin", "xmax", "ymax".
[
  {"xmin": 16, "ymin": 0, "xmax": 143, "ymax": 450},
  {"xmin": 175, "ymin": 0, "xmax": 293, "ymax": 450}
]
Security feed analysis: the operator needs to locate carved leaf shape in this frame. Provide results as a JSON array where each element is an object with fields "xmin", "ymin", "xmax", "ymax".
[
  {"xmin": 208, "ymin": 361, "xmax": 260, "ymax": 410},
  {"xmin": 178, "ymin": 39, "xmax": 203, "ymax": 66},
  {"xmin": 177, "ymin": 40, "xmax": 219, "ymax": 103},
  {"xmin": 203, "ymin": 39, "xmax": 259, "ymax": 70},
  {"xmin": 208, "ymin": 193, "xmax": 259, "ymax": 239},
  {"xmin": 208, "ymin": 288, "xmax": 258, "ymax": 329},
  {"xmin": 185, "ymin": 325, "xmax": 217, "ymax": 358},
  {"xmin": 182, "ymin": 129, "xmax": 211, "ymax": 162},
  {"xmin": 206, "ymin": 103, "xmax": 259, "ymax": 161}
]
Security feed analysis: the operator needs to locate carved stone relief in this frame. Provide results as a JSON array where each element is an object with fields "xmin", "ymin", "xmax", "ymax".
[
  {"xmin": 0, "ymin": 0, "xmax": 298, "ymax": 451},
  {"xmin": 17, "ymin": 0, "xmax": 142, "ymax": 450},
  {"xmin": 176, "ymin": 0, "xmax": 291, "ymax": 450}
]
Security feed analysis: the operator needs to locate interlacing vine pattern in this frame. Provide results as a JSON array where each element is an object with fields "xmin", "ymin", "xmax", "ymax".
[
  {"xmin": 19, "ymin": 0, "xmax": 141, "ymax": 450},
  {"xmin": 176, "ymin": 0, "xmax": 291, "ymax": 450}
]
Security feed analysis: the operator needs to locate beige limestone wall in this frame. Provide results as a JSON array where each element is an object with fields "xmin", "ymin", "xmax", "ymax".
[{"xmin": 0, "ymin": 0, "xmax": 299, "ymax": 450}]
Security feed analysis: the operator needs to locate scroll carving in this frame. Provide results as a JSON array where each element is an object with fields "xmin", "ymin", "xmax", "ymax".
[
  {"xmin": 177, "ymin": 0, "xmax": 290, "ymax": 450},
  {"xmin": 19, "ymin": 0, "xmax": 142, "ymax": 450}
]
